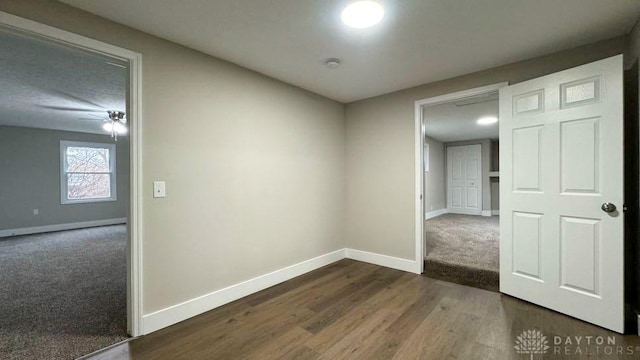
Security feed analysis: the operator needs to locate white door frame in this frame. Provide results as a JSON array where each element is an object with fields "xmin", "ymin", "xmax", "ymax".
[
  {"xmin": 0, "ymin": 11, "xmax": 144, "ymax": 336},
  {"xmin": 414, "ymin": 82, "xmax": 508, "ymax": 273}
]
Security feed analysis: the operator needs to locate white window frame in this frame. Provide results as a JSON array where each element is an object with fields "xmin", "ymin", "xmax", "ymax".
[{"xmin": 60, "ymin": 140, "xmax": 117, "ymax": 204}]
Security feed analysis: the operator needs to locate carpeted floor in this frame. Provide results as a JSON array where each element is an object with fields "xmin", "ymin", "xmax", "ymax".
[
  {"xmin": 424, "ymin": 213, "xmax": 499, "ymax": 291},
  {"xmin": 0, "ymin": 225, "xmax": 128, "ymax": 360}
]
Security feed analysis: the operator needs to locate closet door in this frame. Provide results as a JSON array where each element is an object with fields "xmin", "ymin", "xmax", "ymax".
[{"xmin": 447, "ymin": 144, "xmax": 482, "ymax": 215}]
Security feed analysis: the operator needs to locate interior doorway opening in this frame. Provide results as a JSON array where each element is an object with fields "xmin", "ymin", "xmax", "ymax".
[
  {"xmin": 416, "ymin": 83, "xmax": 507, "ymax": 291},
  {"xmin": 0, "ymin": 11, "xmax": 143, "ymax": 359}
]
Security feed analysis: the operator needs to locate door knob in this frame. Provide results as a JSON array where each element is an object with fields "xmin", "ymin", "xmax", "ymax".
[{"xmin": 601, "ymin": 202, "xmax": 617, "ymax": 213}]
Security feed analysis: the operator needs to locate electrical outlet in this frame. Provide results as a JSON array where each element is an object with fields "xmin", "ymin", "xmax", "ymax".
[{"xmin": 33, "ymin": 209, "xmax": 39, "ymax": 215}]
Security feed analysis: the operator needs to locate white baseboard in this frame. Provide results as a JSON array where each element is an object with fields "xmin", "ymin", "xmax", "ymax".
[
  {"xmin": 492, "ymin": 210, "xmax": 500, "ymax": 216},
  {"xmin": 0, "ymin": 218, "xmax": 127, "ymax": 238},
  {"xmin": 142, "ymin": 248, "xmax": 347, "ymax": 335},
  {"xmin": 141, "ymin": 247, "xmax": 422, "ymax": 335},
  {"xmin": 345, "ymin": 248, "xmax": 420, "ymax": 274},
  {"xmin": 425, "ymin": 208, "xmax": 447, "ymax": 220},
  {"xmin": 481, "ymin": 210, "xmax": 492, "ymax": 217}
]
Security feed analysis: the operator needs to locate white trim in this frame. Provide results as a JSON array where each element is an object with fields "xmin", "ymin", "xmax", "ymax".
[
  {"xmin": 60, "ymin": 140, "xmax": 117, "ymax": 204},
  {"xmin": 425, "ymin": 208, "xmax": 447, "ymax": 220},
  {"xmin": 424, "ymin": 143, "xmax": 430, "ymax": 172},
  {"xmin": 415, "ymin": 82, "xmax": 508, "ymax": 277},
  {"xmin": 127, "ymin": 38, "xmax": 144, "ymax": 339},
  {"xmin": 414, "ymin": 96, "xmax": 425, "ymax": 274},
  {"xmin": 492, "ymin": 210, "xmax": 500, "ymax": 216},
  {"xmin": 345, "ymin": 248, "xmax": 420, "ymax": 274},
  {"xmin": 0, "ymin": 218, "xmax": 127, "ymax": 238},
  {"xmin": 415, "ymin": 82, "xmax": 510, "ymax": 108},
  {"xmin": 0, "ymin": 11, "xmax": 145, "ymax": 337},
  {"xmin": 142, "ymin": 249, "xmax": 347, "ymax": 334},
  {"xmin": 481, "ymin": 210, "xmax": 492, "ymax": 217}
]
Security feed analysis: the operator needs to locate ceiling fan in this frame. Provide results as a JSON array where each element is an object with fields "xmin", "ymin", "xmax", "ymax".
[
  {"xmin": 35, "ymin": 90, "xmax": 127, "ymax": 140},
  {"xmin": 78, "ymin": 110, "xmax": 127, "ymax": 141},
  {"xmin": 39, "ymin": 104, "xmax": 128, "ymax": 141}
]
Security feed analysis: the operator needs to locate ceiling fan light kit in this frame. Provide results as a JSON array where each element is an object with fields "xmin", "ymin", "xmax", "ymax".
[{"xmin": 104, "ymin": 110, "xmax": 127, "ymax": 141}]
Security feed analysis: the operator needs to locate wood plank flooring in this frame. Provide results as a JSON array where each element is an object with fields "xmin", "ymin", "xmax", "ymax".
[{"xmin": 87, "ymin": 260, "xmax": 640, "ymax": 359}]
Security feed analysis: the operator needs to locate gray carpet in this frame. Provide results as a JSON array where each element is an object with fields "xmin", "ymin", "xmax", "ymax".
[
  {"xmin": 424, "ymin": 213, "xmax": 499, "ymax": 291},
  {"xmin": 0, "ymin": 225, "xmax": 128, "ymax": 360}
]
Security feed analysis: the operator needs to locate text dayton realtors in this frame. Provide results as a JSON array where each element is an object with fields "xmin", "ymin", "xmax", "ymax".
[{"xmin": 553, "ymin": 335, "xmax": 639, "ymax": 356}]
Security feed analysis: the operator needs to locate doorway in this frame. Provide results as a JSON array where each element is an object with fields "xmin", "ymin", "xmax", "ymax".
[
  {"xmin": 415, "ymin": 56, "xmax": 628, "ymax": 333},
  {"xmin": 0, "ymin": 11, "xmax": 143, "ymax": 359},
  {"xmin": 415, "ymin": 83, "xmax": 507, "ymax": 290}
]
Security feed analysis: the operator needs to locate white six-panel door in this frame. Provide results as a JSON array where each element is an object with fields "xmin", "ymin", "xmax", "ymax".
[
  {"xmin": 499, "ymin": 55, "xmax": 624, "ymax": 332},
  {"xmin": 447, "ymin": 144, "xmax": 482, "ymax": 215}
]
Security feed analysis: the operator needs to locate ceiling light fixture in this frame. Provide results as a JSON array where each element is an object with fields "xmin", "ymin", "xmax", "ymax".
[
  {"xmin": 325, "ymin": 58, "xmax": 341, "ymax": 69},
  {"xmin": 341, "ymin": 1, "xmax": 384, "ymax": 29},
  {"xmin": 102, "ymin": 110, "xmax": 127, "ymax": 140},
  {"xmin": 477, "ymin": 116, "xmax": 498, "ymax": 125},
  {"xmin": 102, "ymin": 121, "xmax": 127, "ymax": 134}
]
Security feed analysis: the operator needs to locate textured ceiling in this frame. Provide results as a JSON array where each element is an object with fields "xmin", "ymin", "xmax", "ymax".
[
  {"xmin": 424, "ymin": 95, "xmax": 499, "ymax": 143},
  {"xmin": 0, "ymin": 29, "xmax": 127, "ymax": 134},
  {"xmin": 60, "ymin": 0, "xmax": 640, "ymax": 103}
]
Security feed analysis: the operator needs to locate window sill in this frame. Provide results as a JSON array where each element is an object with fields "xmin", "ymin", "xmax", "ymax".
[{"xmin": 61, "ymin": 197, "xmax": 117, "ymax": 205}]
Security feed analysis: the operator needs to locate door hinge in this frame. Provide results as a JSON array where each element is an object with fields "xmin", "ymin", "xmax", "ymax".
[{"xmin": 623, "ymin": 204, "xmax": 628, "ymax": 212}]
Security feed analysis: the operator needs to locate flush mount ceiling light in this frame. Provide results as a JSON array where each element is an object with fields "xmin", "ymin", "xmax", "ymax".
[
  {"xmin": 477, "ymin": 116, "xmax": 498, "ymax": 125},
  {"xmin": 325, "ymin": 58, "xmax": 341, "ymax": 69},
  {"xmin": 341, "ymin": 1, "xmax": 384, "ymax": 29}
]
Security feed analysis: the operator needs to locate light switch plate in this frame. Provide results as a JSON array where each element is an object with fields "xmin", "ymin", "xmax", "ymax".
[{"xmin": 153, "ymin": 181, "xmax": 166, "ymax": 198}]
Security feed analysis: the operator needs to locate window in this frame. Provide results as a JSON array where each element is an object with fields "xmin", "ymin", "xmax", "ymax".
[{"xmin": 60, "ymin": 141, "xmax": 116, "ymax": 204}]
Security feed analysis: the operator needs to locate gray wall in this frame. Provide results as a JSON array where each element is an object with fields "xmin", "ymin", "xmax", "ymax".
[
  {"xmin": 444, "ymin": 139, "xmax": 492, "ymax": 212},
  {"xmin": 626, "ymin": 21, "xmax": 640, "ymax": 69},
  {"xmin": 0, "ymin": 0, "xmax": 345, "ymax": 315},
  {"xmin": 0, "ymin": 125, "xmax": 129, "ymax": 229},
  {"xmin": 491, "ymin": 140, "xmax": 499, "ymax": 171},
  {"xmin": 491, "ymin": 140, "xmax": 500, "ymax": 212},
  {"xmin": 424, "ymin": 136, "xmax": 445, "ymax": 213},
  {"xmin": 490, "ymin": 179, "xmax": 500, "ymax": 212},
  {"xmin": 345, "ymin": 36, "xmax": 627, "ymax": 260}
]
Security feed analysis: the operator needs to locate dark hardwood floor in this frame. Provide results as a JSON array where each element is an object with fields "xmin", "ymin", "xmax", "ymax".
[{"xmin": 86, "ymin": 260, "xmax": 640, "ymax": 359}]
